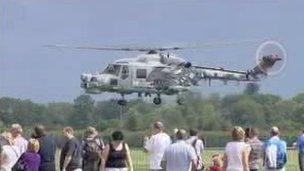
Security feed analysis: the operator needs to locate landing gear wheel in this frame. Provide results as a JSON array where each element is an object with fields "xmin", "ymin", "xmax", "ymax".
[
  {"xmin": 177, "ymin": 98, "xmax": 185, "ymax": 105},
  {"xmin": 117, "ymin": 99, "xmax": 127, "ymax": 106},
  {"xmin": 153, "ymin": 97, "xmax": 162, "ymax": 105}
]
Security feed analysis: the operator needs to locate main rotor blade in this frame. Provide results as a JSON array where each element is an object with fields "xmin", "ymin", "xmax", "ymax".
[{"xmin": 45, "ymin": 39, "xmax": 264, "ymax": 52}]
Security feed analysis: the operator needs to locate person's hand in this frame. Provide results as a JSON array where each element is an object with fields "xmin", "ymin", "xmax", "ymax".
[{"xmin": 144, "ymin": 136, "xmax": 149, "ymax": 141}]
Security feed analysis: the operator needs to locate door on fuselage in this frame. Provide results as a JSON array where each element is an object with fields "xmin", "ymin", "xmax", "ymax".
[
  {"xmin": 132, "ymin": 67, "xmax": 150, "ymax": 88},
  {"xmin": 118, "ymin": 65, "xmax": 132, "ymax": 91}
]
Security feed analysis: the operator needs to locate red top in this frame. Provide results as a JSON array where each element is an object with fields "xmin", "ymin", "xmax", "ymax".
[{"xmin": 208, "ymin": 166, "xmax": 224, "ymax": 171}]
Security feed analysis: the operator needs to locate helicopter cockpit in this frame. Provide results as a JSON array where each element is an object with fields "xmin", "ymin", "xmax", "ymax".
[{"xmin": 102, "ymin": 64, "xmax": 121, "ymax": 76}]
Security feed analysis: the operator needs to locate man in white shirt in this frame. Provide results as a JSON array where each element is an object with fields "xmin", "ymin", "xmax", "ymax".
[
  {"xmin": 186, "ymin": 129, "xmax": 204, "ymax": 170},
  {"xmin": 264, "ymin": 127, "xmax": 287, "ymax": 171},
  {"xmin": 144, "ymin": 121, "xmax": 171, "ymax": 171},
  {"xmin": 10, "ymin": 123, "xmax": 28, "ymax": 154},
  {"xmin": 161, "ymin": 129, "xmax": 197, "ymax": 171}
]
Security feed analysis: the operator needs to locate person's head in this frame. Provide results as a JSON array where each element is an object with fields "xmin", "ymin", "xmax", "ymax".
[
  {"xmin": 270, "ymin": 126, "xmax": 280, "ymax": 137},
  {"xmin": 112, "ymin": 131, "xmax": 124, "ymax": 141},
  {"xmin": 84, "ymin": 126, "xmax": 98, "ymax": 138},
  {"xmin": 27, "ymin": 138, "xmax": 40, "ymax": 153},
  {"xmin": 189, "ymin": 128, "xmax": 198, "ymax": 137},
  {"xmin": 211, "ymin": 154, "xmax": 223, "ymax": 167},
  {"xmin": 62, "ymin": 126, "xmax": 74, "ymax": 139},
  {"xmin": 175, "ymin": 129, "xmax": 187, "ymax": 140},
  {"xmin": 245, "ymin": 127, "xmax": 259, "ymax": 139},
  {"xmin": 232, "ymin": 126, "xmax": 245, "ymax": 141},
  {"xmin": 153, "ymin": 121, "xmax": 165, "ymax": 134},
  {"xmin": 34, "ymin": 124, "xmax": 46, "ymax": 138},
  {"xmin": 10, "ymin": 123, "xmax": 23, "ymax": 137},
  {"xmin": 1, "ymin": 132, "xmax": 14, "ymax": 146}
]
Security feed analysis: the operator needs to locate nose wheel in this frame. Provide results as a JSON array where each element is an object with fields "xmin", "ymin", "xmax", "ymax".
[
  {"xmin": 117, "ymin": 94, "xmax": 127, "ymax": 106},
  {"xmin": 153, "ymin": 97, "xmax": 161, "ymax": 105},
  {"xmin": 153, "ymin": 94, "xmax": 162, "ymax": 105},
  {"xmin": 117, "ymin": 99, "xmax": 127, "ymax": 106}
]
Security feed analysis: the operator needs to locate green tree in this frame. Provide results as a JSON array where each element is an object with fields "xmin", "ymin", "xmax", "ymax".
[{"xmin": 72, "ymin": 94, "xmax": 95, "ymax": 128}]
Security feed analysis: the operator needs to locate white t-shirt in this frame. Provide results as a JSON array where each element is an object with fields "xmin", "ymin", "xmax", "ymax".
[
  {"xmin": 225, "ymin": 141, "xmax": 251, "ymax": 171},
  {"xmin": 186, "ymin": 136, "xmax": 204, "ymax": 157},
  {"xmin": 14, "ymin": 136, "xmax": 28, "ymax": 154},
  {"xmin": 162, "ymin": 140, "xmax": 197, "ymax": 171},
  {"xmin": 144, "ymin": 132, "xmax": 171, "ymax": 169},
  {"xmin": 0, "ymin": 145, "xmax": 21, "ymax": 171}
]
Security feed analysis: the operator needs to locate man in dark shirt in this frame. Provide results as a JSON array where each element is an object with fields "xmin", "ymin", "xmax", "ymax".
[
  {"xmin": 60, "ymin": 126, "xmax": 83, "ymax": 171},
  {"xmin": 34, "ymin": 125, "xmax": 57, "ymax": 171}
]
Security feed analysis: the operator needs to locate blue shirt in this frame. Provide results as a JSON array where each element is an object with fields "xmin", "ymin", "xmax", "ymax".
[{"xmin": 297, "ymin": 135, "xmax": 304, "ymax": 154}]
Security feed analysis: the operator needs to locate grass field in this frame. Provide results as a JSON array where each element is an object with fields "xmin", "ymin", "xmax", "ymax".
[
  {"xmin": 131, "ymin": 149, "xmax": 299, "ymax": 171},
  {"xmin": 56, "ymin": 148, "xmax": 299, "ymax": 170}
]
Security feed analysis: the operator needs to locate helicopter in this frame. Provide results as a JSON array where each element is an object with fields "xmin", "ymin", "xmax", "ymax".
[{"xmin": 49, "ymin": 40, "xmax": 286, "ymax": 105}]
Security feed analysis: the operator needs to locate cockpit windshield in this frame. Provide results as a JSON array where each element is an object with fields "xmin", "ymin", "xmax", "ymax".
[{"xmin": 102, "ymin": 64, "xmax": 121, "ymax": 76}]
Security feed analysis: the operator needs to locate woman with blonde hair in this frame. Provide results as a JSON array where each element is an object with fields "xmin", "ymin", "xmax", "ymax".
[
  {"xmin": 223, "ymin": 126, "xmax": 251, "ymax": 171},
  {"xmin": 13, "ymin": 138, "xmax": 41, "ymax": 171},
  {"xmin": 0, "ymin": 132, "xmax": 21, "ymax": 171}
]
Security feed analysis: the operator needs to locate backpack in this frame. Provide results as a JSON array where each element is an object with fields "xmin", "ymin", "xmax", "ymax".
[
  {"xmin": 12, "ymin": 153, "xmax": 26, "ymax": 171},
  {"xmin": 82, "ymin": 137, "xmax": 104, "ymax": 162},
  {"xmin": 264, "ymin": 139, "xmax": 287, "ymax": 169}
]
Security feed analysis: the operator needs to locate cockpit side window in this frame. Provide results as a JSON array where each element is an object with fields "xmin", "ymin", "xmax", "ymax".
[
  {"xmin": 102, "ymin": 64, "xmax": 121, "ymax": 76},
  {"xmin": 121, "ymin": 66, "xmax": 129, "ymax": 79},
  {"xmin": 136, "ymin": 69, "xmax": 147, "ymax": 79}
]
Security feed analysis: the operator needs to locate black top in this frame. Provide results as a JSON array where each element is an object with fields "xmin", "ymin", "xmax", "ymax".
[
  {"xmin": 60, "ymin": 137, "xmax": 83, "ymax": 170},
  {"xmin": 105, "ymin": 142, "xmax": 127, "ymax": 168},
  {"xmin": 38, "ymin": 135, "xmax": 56, "ymax": 163}
]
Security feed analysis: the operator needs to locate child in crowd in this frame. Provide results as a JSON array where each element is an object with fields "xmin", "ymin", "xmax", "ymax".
[{"xmin": 207, "ymin": 154, "xmax": 224, "ymax": 171}]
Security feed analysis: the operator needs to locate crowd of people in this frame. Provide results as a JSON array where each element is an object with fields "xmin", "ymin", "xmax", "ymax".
[{"xmin": 0, "ymin": 122, "xmax": 303, "ymax": 171}]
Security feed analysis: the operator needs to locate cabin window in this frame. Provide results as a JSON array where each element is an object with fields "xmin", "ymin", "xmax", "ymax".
[
  {"xmin": 136, "ymin": 69, "xmax": 147, "ymax": 79},
  {"xmin": 102, "ymin": 64, "xmax": 121, "ymax": 76},
  {"xmin": 121, "ymin": 66, "xmax": 129, "ymax": 79}
]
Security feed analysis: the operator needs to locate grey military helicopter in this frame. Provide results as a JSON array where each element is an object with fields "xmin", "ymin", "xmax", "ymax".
[{"xmin": 49, "ymin": 40, "xmax": 286, "ymax": 105}]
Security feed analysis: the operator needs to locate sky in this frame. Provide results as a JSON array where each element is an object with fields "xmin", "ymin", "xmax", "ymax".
[{"xmin": 0, "ymin": 0, "xmax": 303, "ymax": 103}]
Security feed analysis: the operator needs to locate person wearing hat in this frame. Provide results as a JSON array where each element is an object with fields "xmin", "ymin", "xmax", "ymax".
[
  {"xmin": 223, "ymin": 126, "xmax": 251, "ymax": 171},
  {"xmin": 82, "ymin": 126, "xmax": 105, "ymax": 171},
  {"xmin": 263, "ymin": 126, "xmax": 287, "ymax": 171},
  {"xmin": 0, "ymin": 132, "xmax": 21, "ymax": 171},
  {"xmin": 144, "ymin": 121, "xmax": 171, "ymax": 171}
]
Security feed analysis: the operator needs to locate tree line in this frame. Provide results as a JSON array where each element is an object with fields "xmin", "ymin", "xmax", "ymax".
[{"xmin": 0, "ymin": 88, "xmax": 303, "ymax": 146}]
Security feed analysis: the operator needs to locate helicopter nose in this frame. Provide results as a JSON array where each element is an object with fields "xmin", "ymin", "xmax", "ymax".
[{"xmin": 80, "ymin": 73, "xmax": 91, "ymax": 82}]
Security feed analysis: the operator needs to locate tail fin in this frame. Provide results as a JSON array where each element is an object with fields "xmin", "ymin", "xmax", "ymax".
[{"xmin": 250, "ymin": 54, "xmax": 282, "ymax": 78}]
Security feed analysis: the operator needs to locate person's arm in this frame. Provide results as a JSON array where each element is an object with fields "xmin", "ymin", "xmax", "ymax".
[
  {"xmin": 62, "ymin": 155, "xmax": 72, "ymax": 171},
  {"xmin": 188, "ymin": 146, "xmax": 198, "ymax": 171},
  {"xmin": 0, "ymin": 151, "xmax": 4, "ymax": 166},
  {"xmin": 62, "ymin": 140, "xmax": 75, "ymax": 171},
  {"xmin": 125, "ymin": 143, "xmax": 133, "ymax": 171},
  {"xmin": 191, "ymin": 158, "xmax": 198, "ymax": 171},
  {"xmin": 242, "ymin": 146, "xmax": 251, "ymax": 171},
  {"xmin": 143, "ymin": 136, "xmax": 152, "ymax": 153},
  {"xmin": 223, "ymin": 153, "xmax": 228, "ymax": 170},
  {"xmin": 97, "ymin": 138, "xmax": 105, "ymax": 171},
  {"xmin": 101, "ymin": 144, "xmax": 110, "ymax": 170},
  {"xmin": 161, "ymin": 150, "xmax": 167, "ymax": 171}
]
